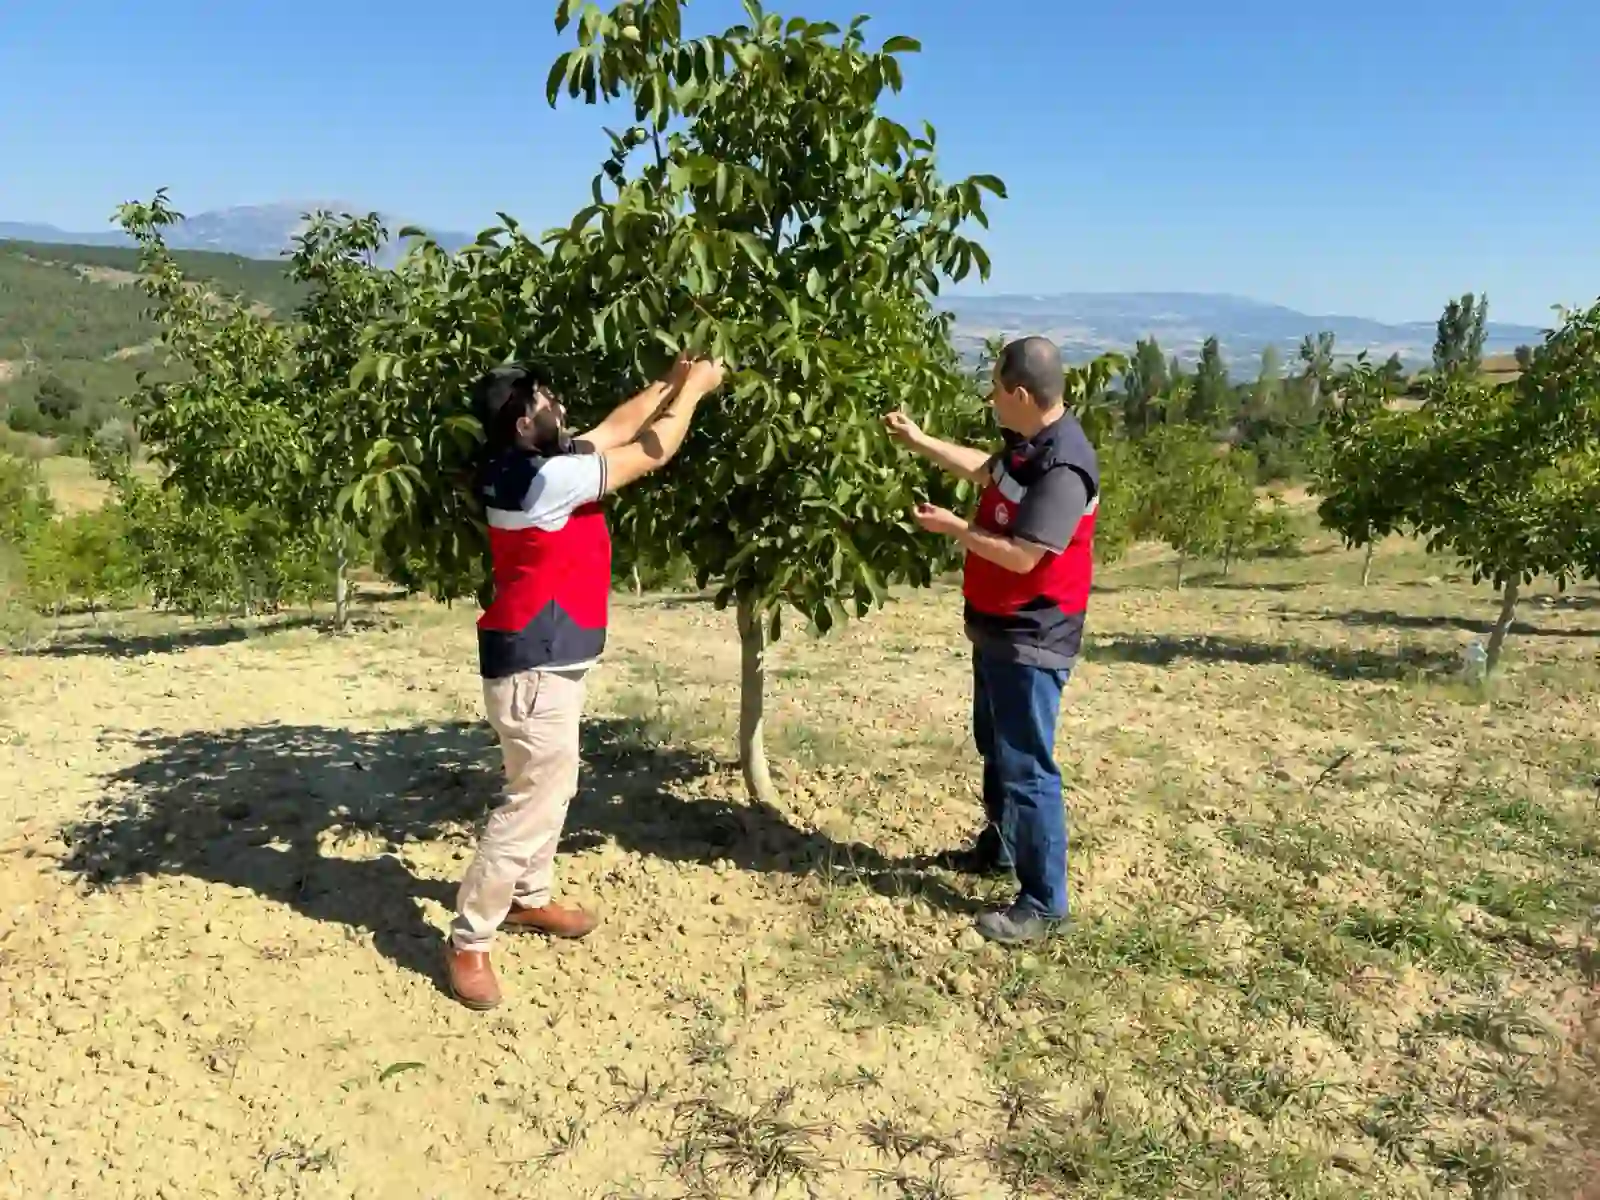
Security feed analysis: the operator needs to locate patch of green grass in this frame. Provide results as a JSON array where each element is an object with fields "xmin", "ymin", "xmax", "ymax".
[
  {"xmin": 1220, "ymin": 819, "xmax": 1350, "ymax": 879},
  {"xmin": 1440, "ymin": 783, "xmax": 1600, "ymax": 863},
  {"xmin": 867, "ymin": 1164, "xmax": 960, "ymax": 1200},
  {"xmin": 1429, "ymin": 1135, "xmax": 1521, "ymax": 1199},
  {"xmin": 989, "ymin": 1114, "xmax": 1247, "ymax": 1199},
  {"xmin": 1335, "ymin": 899, "xmax": 1492, "ymax": 975},
  {"xmin": 1197, "ymin": 1056, "xmax": 1335, "ymax": 1124},
  {"xmin": 1420, "ymin": 997, "xmax": 1557, "ymax": 1058},
  {"xmin": 859, "ymin": 1117, "xmax": 953, "ymax": 1166},
  {"xmin": 828, "ymin": 965, "xmax": 949, "ymax": 1030},
  {"xmin": 1361, "ymin": 1088, "xmax": 1434, "ymax": 1167},
  {"xmin": 1235, "ymin": 957, "xmax": 1348, "ymax": 1031},
  {"xmin": 604, "ymin": 681, "xmax": 727, "ymax": 752},
  {"xmin": 770, "ymin": 717, "xmax": 857, "ymax": 766},
  {"xmin": 683, "ymin": 996, "xmax": 731, "ymax": 1069},
  {"xmin": 1448, "ymin": 871, "xmax": 1579, "ymax": 930},
  {"xmin": 1048, "ymin": 911, "xmax": 1215, "ymax": 980},
  {"xmin": 667, "ymin": 1091, "xmax": 827, "ymax": 1197}
]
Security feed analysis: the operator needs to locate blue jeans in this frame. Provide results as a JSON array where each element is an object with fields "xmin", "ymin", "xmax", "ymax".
[{"xmin": 971, "ymin": 650, "xmax": 1070, "ymax": 919}]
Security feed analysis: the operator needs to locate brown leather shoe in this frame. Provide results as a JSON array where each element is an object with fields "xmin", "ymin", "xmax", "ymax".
[
  {"xmin": 502, "ymin": 902, "xmax": 600, "ymax": 940},
  {"xmin": 445, "ymin": 947, "xmax": 501, "ymax": 1010}
]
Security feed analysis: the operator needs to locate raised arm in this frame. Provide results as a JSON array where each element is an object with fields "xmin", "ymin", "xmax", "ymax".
[
  {"xmin": 883, "ymin": 411, "xmax": 993, "ymax": 485},
  {"xmin": 600, "ymin": 358, "xmax": 725, "ymax": 493},
  {"xmin": 576, "ymin": 357, "xmax": 691, "ymax": 453}
]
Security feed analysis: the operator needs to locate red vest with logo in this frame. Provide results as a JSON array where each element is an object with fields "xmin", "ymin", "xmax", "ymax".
[
  {"xmin": 962, "ymin": 414, "xmax": 1099, "ymax": 664},
  {"xmin": 476, "ymin": 452, "xmax": 611, "ymax": 678}
]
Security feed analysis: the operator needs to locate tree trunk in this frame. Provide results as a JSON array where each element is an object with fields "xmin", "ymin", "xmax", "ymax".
[
  {"xmin": 1175, "ymin": 552, "xmax": 1186, "ymax": 591},
  {"xmin": 333, "ymin": 525, "xmax": 349, "ymax": 632},
  {"xmin": 1361, "ymin": 541, "xmax": 1374, "ymax": 587},
  {"xmin": 736, "ymin": 596, "xmax": 778, "ymax": 807},
  {"xmin": 1223, "ymin": 541, "xmax": 1234, "ymax": 578},
  {"xmin": 631, "ymin": 563, "xmax": 642, "ymax": 596},
  {"xmin": 1485, "ymin": 577, "xmax": 1520, "ymax": 675}
]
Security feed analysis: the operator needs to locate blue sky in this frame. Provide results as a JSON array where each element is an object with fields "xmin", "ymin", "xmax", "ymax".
[{"xmin": 3, "ymin": 0, "xmax": 1596, "ymax": 325}]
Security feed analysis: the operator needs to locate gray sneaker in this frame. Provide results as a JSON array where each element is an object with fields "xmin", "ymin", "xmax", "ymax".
[{"xmin": 975, "ymin": 906, "xmax": 1060, "ymax": 946}]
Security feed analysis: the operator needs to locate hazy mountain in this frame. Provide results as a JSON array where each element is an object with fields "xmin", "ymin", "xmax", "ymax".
[
  {"xmin": 0, "ymin": 204, "xmax": 472, "ymax": 266},
  {"xmin": 0, "ymin": 221, "xmax": 127, "ymax": 247},
  {"xmin": 1, "ymin": 208, "xmax": 1551, "ymax": 372},
  {"xmin": 938, "ymin": 291, "xmax": 1547, "ymax": 372}
]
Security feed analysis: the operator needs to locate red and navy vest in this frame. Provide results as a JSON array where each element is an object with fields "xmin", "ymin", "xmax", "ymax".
[
  {"xmin": 963, "ymin": 414, "xmax": 1099, "ymax": 668},
  {"xmin": 476, "ymin": 450, "xmax": 611, "ymax": 679}
]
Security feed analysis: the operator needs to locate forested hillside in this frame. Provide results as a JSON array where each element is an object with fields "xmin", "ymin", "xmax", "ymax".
[{"xmin": 0, "ymin": 240, "xmax": 301, "ymax": 450}]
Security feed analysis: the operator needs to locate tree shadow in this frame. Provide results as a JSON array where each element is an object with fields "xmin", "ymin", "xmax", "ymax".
[
  {"xmin": 1296, "ymin": 608, "xmax": 1600, "ymax": 640},
  {"xmin": 30, "ymin": 614, "xmax": 377, "ymax": 659},
  {"xmin": 651, "ymin": 593, "xmax": 718, "ymax": 609},
  {"xmin": 61, "ymin": 718, "xmax": 977, "ymax": 995},
  {"xmin": 1092, "ymin": 578, "xmax": 1311, "ymax": 595},
  {"xmin": 1181, "ymin": 575, "xmax": 1312, "ymax": 593},
  {"xmin": 1082, "ymin": 631, "xmax": 1456, "ymax": 681}
]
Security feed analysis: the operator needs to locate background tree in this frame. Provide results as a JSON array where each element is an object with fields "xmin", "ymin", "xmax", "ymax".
[
  {"xmin": 1402, "ymin": 301, "xmax": 1600, "ymax": 671},
  {"xmin": 114, "ymin": 193, "xmax": 333, "ymax": 617},
  {"xmin": 1246, "ymin": 343, "xmax": 1282, "ymax": 421},
  {"xmin": 1139, "ymin": 424, "xmax": 1242, "ymax": 588},
  {"xmin": 1063, "ymin": 351, "xmax": 1128, "ymax": 446},
  {"xmin": 1088, "ymin": 437, "xmax": 1146, "ymax": 567},
  {"xmin": 1514, "ymin": 344, "xmax": 1535, "ymax": 371},
  {"xmin": 1298, "ymin": 331, "xmax": 1336, "ymax": 410},
  {"xmin": 1381, "ymin": 352, "xmax": 1407, "ymax": 389},
  {"xmin": 1433, "ymin": 291, "xmax": 1489, "ymax": 378},
  {"xmin": 286, "ymin": 211, "xmax": 401, "ymax": 629},
  {"xmin": 1188, "ymin": 336, "xmax": 1232, "ymax": 429},
  {"xmin": 1312, "ymin": 353, "xmax": 1409, "ymax": 586},
  {"xmin": 1121, "ymin": 336, "xmax": 1167, "ymax": 435}
]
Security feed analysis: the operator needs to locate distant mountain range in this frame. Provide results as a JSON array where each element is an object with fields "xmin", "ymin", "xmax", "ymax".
[
  {"xmin": 1, "ymin": 204, "xmax": 1549, "ymax": 372},
  {"xmin": 937, "ymin": 292, "xmax": 1547, "ymax": 373},
  {"xmin": 0, "ymin": 203, "xmax": 473, "ymax": 268}
]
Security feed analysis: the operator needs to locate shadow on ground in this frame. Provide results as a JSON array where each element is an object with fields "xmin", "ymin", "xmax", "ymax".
[
  {"xmin": 61, "ymin": 718, "xmax": 976, "ymax": 992},
  {"xmin": 1092, "ymin": 578, "xmax": 1312, "ymax": 596},
  {"xmin": 1083, "ymin": 631, "xmax": 1457, "ymax": 681},
  {"xmin": 1293, "ymin": 608, "xmax": 1600, "ymax": 640},
  {"xmin": 30, "ymin": 614, "xmax": 392, "ymax": 659}
]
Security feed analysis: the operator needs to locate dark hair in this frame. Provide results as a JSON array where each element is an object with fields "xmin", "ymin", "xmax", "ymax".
[
  {"xmin": 472, "ymin": 361, "xmax": 555, "ymax": 460},
  {"xmin": 997, "ymin": 336, "xmax": 1065, "ymax": 407}
]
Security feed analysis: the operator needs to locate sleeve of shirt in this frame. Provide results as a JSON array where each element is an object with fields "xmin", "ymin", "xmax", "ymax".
[
  {"xmin": 519, "ymin": 452, "xmax": 607, "ymax": 528},
  {"xmin": 1011, "ymin": 465, "xmax": 1090, "ymax": 553}
]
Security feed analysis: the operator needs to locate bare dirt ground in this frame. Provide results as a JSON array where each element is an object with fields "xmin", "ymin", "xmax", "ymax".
[{"xmin": 2, "ymin": 536, "xmax": 1597, "ymax": 1199}]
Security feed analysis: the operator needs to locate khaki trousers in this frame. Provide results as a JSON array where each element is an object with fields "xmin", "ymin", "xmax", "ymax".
[{"xmin": 450, "ymin": 669, "xmax": 587, "ymax": 951}]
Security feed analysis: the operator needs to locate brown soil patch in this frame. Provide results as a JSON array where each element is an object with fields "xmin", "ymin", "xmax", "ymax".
[{"xmin": 2, "ymin": 543, "xmax": 1597, "ymax": 1196}]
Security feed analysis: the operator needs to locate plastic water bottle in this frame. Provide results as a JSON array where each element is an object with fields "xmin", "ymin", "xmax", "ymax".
[{"xmin": 1462, "ymin": 639, "xmax": 1488, "ymax": 683}]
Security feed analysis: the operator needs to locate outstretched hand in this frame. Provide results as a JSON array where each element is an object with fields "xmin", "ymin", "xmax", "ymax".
[
  {"xmin": 883, "ymin": 410, "xmax": 922, "ymax": 447},
  {"xmin": 682, "ymin": 356, "xmax": 726, "ymax": 394},
  {"xmin": 913, "ymin": 502, "xmax": 966, "ymax": 538}
]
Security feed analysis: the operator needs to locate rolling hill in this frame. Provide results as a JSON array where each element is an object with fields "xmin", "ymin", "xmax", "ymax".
[
  {"xmin": 0, "ymin": 240, "xmax": 304, "ymax": 446},
  {"xmin": 0, "ymin": 227, "xmax": 1551, "ymax": 451}
]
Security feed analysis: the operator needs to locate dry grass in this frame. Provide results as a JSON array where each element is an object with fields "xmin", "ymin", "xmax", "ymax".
[
  {"xmin": 32, "ymin": 454, "xmax": 159, "ymax": 513},
  {"xmin": 1, "ymin": 532, "xmax": 1597, "ymax": 1198}
]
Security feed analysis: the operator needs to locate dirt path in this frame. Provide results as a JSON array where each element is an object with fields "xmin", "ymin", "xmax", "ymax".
[{"xmin": 2, "ymin": 561, "xmax": 1597, "ymax": 1198}]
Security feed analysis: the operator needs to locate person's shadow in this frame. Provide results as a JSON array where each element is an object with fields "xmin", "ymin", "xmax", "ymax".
[{"xmin": 62, "ymin": 718, "xmax": 977, "ymax": 994}]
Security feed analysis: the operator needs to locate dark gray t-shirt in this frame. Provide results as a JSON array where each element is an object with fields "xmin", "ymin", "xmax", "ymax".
[{"xmin": 1007, "ymin": 462, "xmax": 1090, "ymax": 554}]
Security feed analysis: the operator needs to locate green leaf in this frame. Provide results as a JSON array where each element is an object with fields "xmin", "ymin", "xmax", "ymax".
[
  {"xmin": 379, "ymin": 1061, "xmax": 425, "ymax": 1083},
  {"xmin": 881, "ymin": 35, "xmax": 921, "ymax": 54},
  {"xmin": 970, "ymin": 173, "xmax": 1007, "ymax": 199}
]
